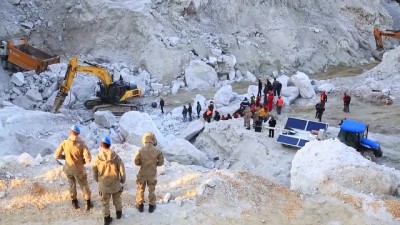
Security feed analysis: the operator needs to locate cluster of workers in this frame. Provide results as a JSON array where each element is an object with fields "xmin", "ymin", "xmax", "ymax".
[
  {"xmin": 55, "ymin": 125, "xmax": 164, "ymax": 225},
  {"xmin": 314, "ymin": 91, "xmax": 352, "ymax": 122}
]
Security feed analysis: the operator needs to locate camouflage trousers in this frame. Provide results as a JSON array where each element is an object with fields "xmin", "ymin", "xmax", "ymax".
[
  {"xmin": 136, "ymin": 180, "xmax": 157, "ymax": 205},
  {"xmin": 101, "ymin": 191, "xmax": 122, "ymax": 216},
  {"xmin": 65, "ymin": 173, "xmax": 91, "ymax": 200}
]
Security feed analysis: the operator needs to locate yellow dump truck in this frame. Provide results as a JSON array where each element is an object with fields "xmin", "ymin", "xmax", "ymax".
[{"xmin": 0, "ymin": 39, "xmax": 60, "ymax": 73}]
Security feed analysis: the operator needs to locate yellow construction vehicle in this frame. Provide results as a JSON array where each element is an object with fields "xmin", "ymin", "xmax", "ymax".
[{"xmin": 51, "ymin": 57, "xmax": 142, "ymax": 115}]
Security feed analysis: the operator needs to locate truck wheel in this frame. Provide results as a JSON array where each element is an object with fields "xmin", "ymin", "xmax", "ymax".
[
  {"xmin": 1, "ymin": 59, "xmax": 8, "ymax": 70},
  {"xmin": 362, "ymin": 151, "xmax": 376, "ymax": 162},
  {"xmin": 373, "ymin": 149, "xmax": 383, "ymax": 158}
]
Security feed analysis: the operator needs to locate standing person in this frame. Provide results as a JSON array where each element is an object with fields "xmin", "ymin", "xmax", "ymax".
[
  {"xmin": 196, "ymin": 101, "xmax": 201, "ymax": 119},
  {"xmin": 54, "ymin": 125, "xmax": 92, "ymax": 210},
  {"xmin": 159, "ymin": 98, "xmax": 165, "ymax": 114},
  {"xmin": 213, "ymin": 111, "xmax": 221, "ymax": 121},
  {"xmin": 243, "ymin": 108, "xmax": 252, "ymax": 130},
  {"xmin": 276, "ymin": 96, "xmax": 284, "ymax": 115},
  {"xmin": 134, "ymin": 132, "xmax": 164, "ymax": 213},
  {"xmin": 257, "ymin": 78, "xmax": 263, "ymax": 97},
  {"xmin": 343, "ymin": 92, "xmax": 351, "ymax": 113},
  {"xmin": 256, "ymin": 95, "xmax": 261, "ymax": 107},
  {"xmin": 315, "ymin": 102, "xmax": 325, "ymax": 122},
  {"xmin": 277, "ymin": 80, "xmax": 282, "ymax": 97},
  {"xmin": 268, "ymin": 116, "xmax": 277, "ymax": 138},
  {"xmin": 320, "ymin": 91, "xmax": 327, "ymax": 106},
  {"xmin": 182, "ymin": 105, "xmax": 188, "ymax": 122},
  {"xmin": 92, "ymin": 137, "xmax": 126, "ymax": 225},
  {"xmin": 267, "ymin": 91, "xmax": 274, "ymax": 112},
  {"xmin": 209, "ymin": 101, "xmax": 215, "ymax": 111},
  {"xmin": 263, "ymin": 84, "xmax": 268, "ymax": 99},
  {"xmin": 267, "ymin": 79, "xmax": 273, "ymax": 92},
  {"xmin": 188, "ymin": 103, "xmax": 193, "ymax": 121},
  {"xmin": 250, "ymin": 95, "xmax": 255, "ymax": 106},
  {"xmin": 272, "ymin": 78, "xmax": 279, "ymax": 96}
]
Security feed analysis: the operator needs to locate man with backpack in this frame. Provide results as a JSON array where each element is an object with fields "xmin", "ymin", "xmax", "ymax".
[
  {"xmin": 343, "ymin": 92, "xmax": 351, "ymax": 113},
  {"xmin": 320, "ymin": 91, "xmax": 327, "ymax": 106}
]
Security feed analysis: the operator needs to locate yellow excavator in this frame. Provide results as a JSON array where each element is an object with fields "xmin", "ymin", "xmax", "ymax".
[
  {"xmin": 51, "ymin": 57, "xmax": 142, "ymax": 115},
  {"xmin": 372, "ymin": 27, "xmax": 400, "ymax": 60}
]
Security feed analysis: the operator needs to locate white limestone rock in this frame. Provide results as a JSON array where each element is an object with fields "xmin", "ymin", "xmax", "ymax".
[
  {"xmin": 119, "ymin": 111, "xmax": 167, "ymax": 147},
  {"xmin": 180, "ymin": 119, "xmax": 205, "ymax": 141},
  {"xmin": 25, "ymin": 89, "xmax": 43, "ymax": 102},
  {"xmin": 18, "ymin": 152, "xmax": 37, "ymax": 167},
  {"xmin": 317, "ymin": 83, "xmax": 335, "ymax": 93},
  {"xmin": 213, "ymin": 85, "xmax": 233, "ymax": 106},
  {"xmin": 291, "ymin": 72, "xmax": 315, "ymax": 99},
  {"xmin": 185, "ymin": 60, "xmax": 218, "ymax": 90},
  {"xmin": 11, "ymin": 72, "xmax": 26, "ymax": 86},
  {"xmin": 164, "ymin": 138, "xmax": 209, "ymax": 167},
  {"xmin": 94, "ymin": 111, "xmax": 116, "ymax": 128}
]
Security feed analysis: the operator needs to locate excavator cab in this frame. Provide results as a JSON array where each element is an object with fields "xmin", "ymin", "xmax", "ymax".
[{"xmin": 97, "ymin": 81, "xmax": 139, "ymax": 104}]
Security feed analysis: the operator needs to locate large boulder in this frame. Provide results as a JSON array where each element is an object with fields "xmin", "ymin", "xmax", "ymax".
[
  {"xmin": 291, "ymin": 72, "xmax": 315, "ymax": 99},
  {"xmin": 42, "ymin": 82, "xmax": 59, "ymax": 99},
  {"xmin": 94, "ymin": 111, "xmax": 116, "ymax": 128},
  {"xmin": 217, "ymin": 55, "xmax": 236, "ymax": 74},
  {"xmin": 12, "ymin": 95, "xmax": 36, "ymax": 109},
  {"xmin": 213, "ymin": 85, "xmax": 233, "ymax": 106},
  {"xmin": 317, "ymin": 83, "xmax": 335, "ymax": 93},
  {"xmin": 163, "ymin": 138, "xmax": 209, "ymax": 167},
  {"xmin": 10, "ymin": 72, "xmax": 26, "ymax": 86},
  {"xmin": 245, "ymin": 71, "xmax": 257, "ymax": 82},
  {"xmin": 180, "ymin": 120, "xmax": 205, "ymax": 141},
  {"xmin": 185, "ymin": 60, "xmax": 218, "ymax": 90},
  {"xmin": 281, "ymin": 86, "xmax": 300, "ymax": 104},
  {"xmin": 119, "ymin": 111, "xmax": 167, "ymax": 147},
  {"xmin": 25, "ymin": 88, "xmax": 43, "ymax": 102},
  {"xmin": 277, "ymin": 75, "xmax": 290, "ymax": 88},
  {"xmin": 70, "ymin": 75, "xmax": 97, "ymax": 102},
  {"xmin": 246, "ymin": 85, "xmax": 258, "ymax": 97},
  {"xmin": 291, "ymin": 139, "xmax": 400, "ymax": 196}
]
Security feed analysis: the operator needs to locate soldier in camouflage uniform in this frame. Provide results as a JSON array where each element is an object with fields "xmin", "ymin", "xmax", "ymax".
[
  {"xmin": 134, "ymin": 132, "xmax": 164, "ymax": 213},
  {"xmin": 54, "ymin": 125, "xmax": 92, "ymax": 210}
]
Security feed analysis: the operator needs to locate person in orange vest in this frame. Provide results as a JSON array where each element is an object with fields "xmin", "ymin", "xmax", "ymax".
[
  {"xmin": 267, "ymin": 91, "xmax": 274, "ymax": 112},
  {"xmin": 320, "ymin": 91, "xmax": 327, "ymax": 106},
  {"xmin": 276, "ymin": 96, "xmax": 284, "ymax": 115}
]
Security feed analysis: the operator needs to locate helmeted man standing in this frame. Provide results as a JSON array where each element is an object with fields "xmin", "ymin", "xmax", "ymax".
[
  {"xmin": 54, "ymin": 125, "xmax": 92, "ymax": 210},
  {"xmin": 276, "ymin": 96, "xmax": 284, "ymax": 115},
  {"xmin": 134, "ymin": 132, "xmax": 164, "ymax": 213},
  {"xmin": 93, "ymin": 137, "xmax": 126, "ymax": 225}
]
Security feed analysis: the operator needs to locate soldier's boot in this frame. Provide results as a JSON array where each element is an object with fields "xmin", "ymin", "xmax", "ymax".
[
  {"xmin": 149, "ymin": 204, "xmax": 156, "ymax": 213},
  {"xmin": 136, "ymin": 204, "xmax": 144, "ymax": 213},
  {"xmin": 104, "ymin": 215, "xmax": 113, "ymax": 225},
  {"xmin": 116, "ymin": 211, "xmax": 122, "ymax": 219},
  {"xmin": 72, "ymin": 199, "xmax": 79, "ymax": 209},
  {"xmin": 85, "ymin": 199, "xmax": 93, "ymax": 211}
]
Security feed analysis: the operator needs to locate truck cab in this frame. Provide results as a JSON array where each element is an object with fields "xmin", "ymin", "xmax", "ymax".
[{"xmin": 337, "ymin": 119, "xmax": 383, "ymax": 158}]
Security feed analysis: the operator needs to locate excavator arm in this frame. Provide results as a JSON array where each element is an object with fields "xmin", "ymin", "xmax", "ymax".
[
  {"xmin": 51, "ymin": 57, "xmax": 113, "ymax": 113},
  {"xmin": 373, "ymin": 27, "xmax": 400, "ymax": 50}
]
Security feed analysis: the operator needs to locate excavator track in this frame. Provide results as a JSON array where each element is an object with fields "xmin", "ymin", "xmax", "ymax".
[{"xmin": 85, "ymin": 99, "xmax": 141, "ymax": 116}]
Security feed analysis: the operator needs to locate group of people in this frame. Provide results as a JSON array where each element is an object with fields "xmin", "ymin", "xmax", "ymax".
[
  {"xmin": 314, "ymin": 91, "xmax": 352, "ymax": 122},
  {"xmin": 55, "ymin": 126, "xmax": 164, "ymax": 225}
]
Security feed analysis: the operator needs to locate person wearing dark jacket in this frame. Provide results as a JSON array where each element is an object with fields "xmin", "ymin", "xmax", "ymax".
[
  {"xmin": 182, "ymin": 106, "xmax": 188, "ymax": 122},
  {"xmin": 277, "ymin": 81, "xmax": 282, "ymax": 97},
  {"xmin": 188, "ymin": 103, "xmax": 193, "ymax": 121},
  {"xmin": 213, "ymin": 111, "xmax": 221, "ymax": 121},
  {"xmin": 315, "ymin": 102, "xmax": 325, "ymax": 122},
  {"xmin": 159, "ymin": 98, "xmax": 165, "ymax": 113},
  {"xmin": 258, "ymin": 79, "xmax": 262, "ymax": 97},
  {"xmin": 226, "ymin": 114, "xmax": 232, "ymax": 120},
  {"xmin": 241, "ymin": 97, "xmax": 250, "ymax": 108},
  {"xmin": 267, "ymin": 79, "xmax": 273, "ymax": 91},
  {"xmin": 272, "ymin": 78, "xmax": 279, "ymax": 96},
  {"xmin": 268, "ymin": 116, "xmax": 277, "ymax": 138},
  {"xmin": 263, "ymin": 84, "xmax": 268, "ymax": 99},
  {"xmin": 196, "ymin": 102, "xmax": 201, "ymax": 118}
]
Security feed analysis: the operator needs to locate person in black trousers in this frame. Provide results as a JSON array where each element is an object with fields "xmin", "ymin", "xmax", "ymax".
[
  {"xmin": 188, "ymin": 103, "xmax": 193, "ymax": 121},
  {"xmin": 160, "ymin": 98, "xmax": 165, "ymax": 113},
  {"xmin": 268, "ymin": 116, "xmax": 276, "ymax": 138},
  {"xmin": 196, "ymin": 102, "xmax": 201, "ymax": 119},
  {"xmin": 257, "ymin": 78, "xmax": 262, "ymax": 97}
]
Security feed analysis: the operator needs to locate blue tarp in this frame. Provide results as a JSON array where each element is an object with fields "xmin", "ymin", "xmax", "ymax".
[{"xmin": 340, "ymin": 120, "xmax": 366, "ymax": 133}]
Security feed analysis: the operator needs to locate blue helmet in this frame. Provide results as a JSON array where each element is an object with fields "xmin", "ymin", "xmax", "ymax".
[
  {"xmin": 101, "ymin": 136, "xmax": 111, "ymax": 145},
  {"xmin": 70, "ymin": 125, "xmax": 80, "ymax": 134}
]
